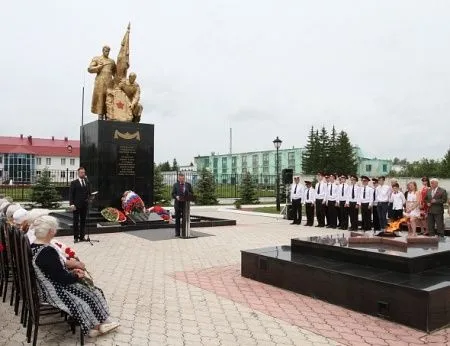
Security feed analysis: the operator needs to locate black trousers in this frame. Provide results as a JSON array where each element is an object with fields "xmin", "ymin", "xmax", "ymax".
[
  {"xmin": 349, "ymin": 202, "xmax": 359, "ymax": 230},
  {"xmin": 339, "ymin": 201, "xmax": 348, "ymax": 230},
  {"xmin": 305, "ymin": 203, "xmax": 314, "ymax": 226},
  {"xmin": 326, "ymin": 201, "xmax": 337, "ymax": 228},
  {"xmin": 73, "ymin": 205, "xmax": 87, "ymax": 240},
  {"xmin": 361, "ymin": 203, "xmax": 372, "ymax": 231},
  {"xmin": 175, "ymin": 202, "xmax": 186, "ymax": 236},
  {"xmin": 372, "ymin": 204, "xmax": 380, "ymax": 230},
  {"xmin": 291, "ymin": 199, "xmax": 302, "ymax": 224},
  {"xmin": 315, "ymin": 199, "xmax": 325, "ymax": 226}
]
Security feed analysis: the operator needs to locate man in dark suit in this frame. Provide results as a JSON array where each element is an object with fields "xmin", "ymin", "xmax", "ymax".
[
  {"xmin": 424, "ymin": 178, "xmax": 448, "ymax": 237},
  {"xmin": 69, "ymin": 167, "xmax": 91, "ymax": 243},
  {"xmin": 171, "ymin": 173, "xmax": 194, "ymax": 237}
]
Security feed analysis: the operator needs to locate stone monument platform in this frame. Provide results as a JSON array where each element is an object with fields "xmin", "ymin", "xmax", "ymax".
[{"xmin": 241, "ymin": 233, "xmax": 450, "ymax": 332}]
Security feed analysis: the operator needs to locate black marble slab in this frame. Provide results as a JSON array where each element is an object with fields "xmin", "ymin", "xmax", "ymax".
[
  {"xmin": 291, "ymin": 235, "xmax": 450, "ymax": 273},
  {"xmin": 80, "ymin": 120, "xmax": 154, "ymax": 210},
  {"xmin": 241, "ymin": 245, "xmax": 450, "ymax": 332}
]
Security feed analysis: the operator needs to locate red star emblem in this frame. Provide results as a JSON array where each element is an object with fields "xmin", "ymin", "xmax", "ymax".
[{"xmin": 116, "ymin": 101, "xmax": 124, "ymax": 109}]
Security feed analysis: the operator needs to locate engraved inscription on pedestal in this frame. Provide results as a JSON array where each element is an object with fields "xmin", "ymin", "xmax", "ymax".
[{"xmin": 117, "ymin": 145, "xmax": 136, "ymax": 176}]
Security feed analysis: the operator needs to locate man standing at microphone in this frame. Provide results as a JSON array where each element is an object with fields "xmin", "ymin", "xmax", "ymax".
[
  {"xmin": 69, "ymin": 167, "xmax": 91, "ymax": 243},
  {"xmin": 171, "ymin": 173, "xmax": 194, "ymax": 237}
]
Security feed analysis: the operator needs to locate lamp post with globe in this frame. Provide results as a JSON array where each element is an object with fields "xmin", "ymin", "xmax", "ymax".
[{"xmin": 273, "ymin": 136, "xmax": 282, "ymax": 211}]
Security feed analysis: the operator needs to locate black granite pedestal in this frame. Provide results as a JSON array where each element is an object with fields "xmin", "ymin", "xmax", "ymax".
[
  {"xmin": 241, "ymin": 235, "xmax": 450, "ymax": 332},
  {"xmin": 80, "ymin": 120, "xmax": 154, "ymax": 210}
]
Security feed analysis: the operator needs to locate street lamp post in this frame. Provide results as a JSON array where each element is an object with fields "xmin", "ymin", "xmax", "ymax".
[{"xmin": 273, "ymin": 136, "xmax": 282, "ymax": 211}]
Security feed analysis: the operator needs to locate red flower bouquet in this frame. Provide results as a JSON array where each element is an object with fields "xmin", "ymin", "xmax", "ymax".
[{"xmin": 121, "ymin": 191, "xmax": 145, "ymax": 215}]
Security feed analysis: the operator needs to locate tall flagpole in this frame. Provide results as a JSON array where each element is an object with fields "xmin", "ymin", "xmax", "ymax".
[{"xmin": 81, "ymin": 72, "xmax": 86, "ymax": 126}]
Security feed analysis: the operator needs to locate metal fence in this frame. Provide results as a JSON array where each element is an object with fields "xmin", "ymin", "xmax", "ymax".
[
  {"xmin": 161, "ymin": 172, "xmax": 279, "ymax": 199},
  {"xmin": 0, "ymin": 170, "xmax": 281, "ymax": 202}
]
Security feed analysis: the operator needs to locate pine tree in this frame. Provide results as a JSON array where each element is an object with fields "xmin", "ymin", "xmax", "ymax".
[
  {"xmin": 336, "ymin": 131, "xmax": 358, "ymax": 174},
  {"xmin": 172, "ymin": 158, "xmax": 179, "ymax": 171},
  {"xmin": 302, "ymin": 126, "xmax": 320, "ymax": 174},
  {"xmin": 153, "ymin": 163, "xmax": 166, "ymax": 204},
  {"xmin": 195, "ymin": 168, "xmax": 218, "ymax": 205},
  {"xmin": 440, "ymin": 148, "xmax": 450, "ymax": 178},
  {"xmin": 239, "ymin": 172, "xmax": 259, "ymax": 204},
  {"xmin": 158, "ymin": 161, "xmax": 171, "ymax": 171},
  {"xmin": 318, "ymin": 127, "xmax": 330, "ymax": 172},
  {"xmin": 328, "ymin": 125, "xmax": 339, "ymax": 172},
  {"xmin": 31, "ymin": 168, "xmax": 60, "ymax": 208}
]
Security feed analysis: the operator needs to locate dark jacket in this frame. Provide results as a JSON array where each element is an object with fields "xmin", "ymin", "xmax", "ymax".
[
  {"xmin": 424, "ymin": 187, "xmax": 448, "ymax": 214},
  {"xmin": 69, "ymin": 178, "xmax": 91, "ymax": 208},
  {"xmin": 171, "ymin": 181, "xmax": 194, "ymax": 204}
]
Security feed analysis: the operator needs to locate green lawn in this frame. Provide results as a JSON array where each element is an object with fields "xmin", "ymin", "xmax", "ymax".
[{"xmin": 247, "ymin": 206, "xmax": 280, "ymax": 214}]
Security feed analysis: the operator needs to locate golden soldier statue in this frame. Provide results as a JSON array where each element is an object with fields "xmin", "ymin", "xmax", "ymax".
[{"xmin": 88, "ymin": 24, "xmax": 143, "ymax": 122}]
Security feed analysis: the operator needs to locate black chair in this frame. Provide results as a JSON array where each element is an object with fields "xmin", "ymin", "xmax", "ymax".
[
  {"xmin": 12, "ymin": 227, "xmax": 29, "ymax": 325},
  {"xmin": 0, "ymin": 219, "xmax": 12, "ymax": 301},
  {"xmin": 4, "ymin": 223, "xmax": 17, "ymax": 307},
  {"xmin": 21, "ymin": 236, "xmax": 84, "ymax": 346}
]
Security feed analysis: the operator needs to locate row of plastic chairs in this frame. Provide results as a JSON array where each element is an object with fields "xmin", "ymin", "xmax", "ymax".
[{"xmin": 0, "ymin": 219, "xmax": 84, "ymax": 345}]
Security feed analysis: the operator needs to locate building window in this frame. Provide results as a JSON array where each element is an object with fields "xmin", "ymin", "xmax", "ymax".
[
  {"xmin": 60, "ymin": 171, "xmax": 66, "ymax": 178},
  {"xmin": 222, "ymin": 160, "xmax": 228, "ymax": 173},
  {"xmin": 203, "ymin": 158, "xmax": 210, "ymax": 167},
  {"xmin": 263, "ymin": 166, "xmax": 269, "ymax": 173},
  {"xmin": 36, "ymin": 157, "xmax": 41, "ymax": 165},
  {"xmin": 253, "ymin": 167, "xmax": 259, "ymax": 174},
  {"xmin": 0, "ymin": 169, "xmax": 2, "ymax": 178},
  {"xmin": 383, "ymin": 164, "xmax": 387, "ymax": 172},
  {"xmin": 46, "ymin": 158, "xmax": 51, "ymax": 166},
  {"xmin": 288, "ymin": 152, "xmax": 295, "ymax": 169},
  {"xmin": 69, "ymin": 171, "xmax": 75, "ymax": 179},
  {"xmin": 70, "ymin": 158, "xmax": 75, "ymax": 166},
  {"xmin": 242, "ymin": 167, "xmax": 247, "ymax": 173},
  {"xmin": 232, "ymin": 168, "xmax": 237, "ymax": 174},
  {"xmin": 213, "ymin": 158, "xmax": 218, "ymax": 168},
  {"xmin": 0, "ymin": 156, "xmax": 2, "ymax": 164},
  {"xmin": 36, "ymin": 170, "xmax": 41, "ymax": 176},
  {"xmin": 231, "ymin": 156, "xmax": 237, "ymax": 167},
  {"xmin": 365, "ymin": 164, "xmax": 372, "ymax": 172},
  {"xmin": 241, "ymin": 156, "xmax": 247, "ymax": 167},
  {"xmin": 61, "ymin": 158, "xmax": 66, "ymax": 166},
  {"xmin": 262, "ymin": 153, "xmax": 269, "ymax": 166},
  {"xmin": 252, "ymin": 154, "xmax": 258, "ymax": 167}
]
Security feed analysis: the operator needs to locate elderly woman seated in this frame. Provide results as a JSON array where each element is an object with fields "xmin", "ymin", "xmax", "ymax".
[{"xmin": 31, "ymin": 215, "xmax": 119, "ymax": 337}]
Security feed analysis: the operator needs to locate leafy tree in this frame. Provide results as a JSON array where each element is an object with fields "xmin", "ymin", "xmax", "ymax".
[
  {"xmin": 239, "ymin": 172, "xmax": 259, "ymax": 204},
  {"xmin": 31, "ymin": 168, "xmax": 60, "ymax": 208},
  {"xmin": 195, "ymin": 168, "xmax": 218, "ymax": 205},
  {"xmin": 172, "ymin": 158, "xmax": 179, "ymax": 171},
  {"xmin": 153, "ymin": 163, "xmax": 166, "ymax": 204},
  {"xmin": 440, "ymin": 148, "xmax": 450, "ymax": 178},
  {"xmin": 158, "ymin": 161, "xmax": 171, "ymax": 171}
]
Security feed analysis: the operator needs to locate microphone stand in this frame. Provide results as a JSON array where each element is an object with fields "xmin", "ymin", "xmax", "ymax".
[{"xmin": 85, "ymin": 191, "xmax": 100, "ymax": 246}]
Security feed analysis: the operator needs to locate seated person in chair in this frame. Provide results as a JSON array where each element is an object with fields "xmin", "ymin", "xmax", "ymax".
[{"xmin": 31, "ymin": 215, "xmax": 120, "ymax": 337}]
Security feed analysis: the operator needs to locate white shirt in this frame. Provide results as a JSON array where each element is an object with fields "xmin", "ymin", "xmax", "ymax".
[
  {"xmin": 358, "ymin": 185, "xmax": 374, "ymax": 206},
  {"xmin": 325, "ymin": 182, "xmax": 339, "ymax": 202},
  {"xmin": 346, "ymin": 184, "xmax": 360, "ymax": 204},
  {"xmin": 315, "ymin": 180, "xmax": 327, "ymax": 199},
  {"xmin": 337, "ymin": 183, "xmax": 349, "ymax": 202},
  {"xmin": 376, "ymin": 184, "xmax": 391, "ymax": 203},
  {"xmin": 290, "ymin": 183, "xmax": 304, "ymax": 201},
  {"xmin": 303, "ymin": 187, "xmax": 316, "ymax": 203},
  {"xmin": 390, "ymin": 191, "xmax": 406, "ymax": 210}
]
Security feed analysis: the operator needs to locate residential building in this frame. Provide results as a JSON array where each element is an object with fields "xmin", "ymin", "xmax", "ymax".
[
  {"xmin": 0, "ymin": 135, "xmax": 80, "ymax": 184},
  {"xmin": 358, "ymin": 158, "xmax": 392, "ymax": 177}
]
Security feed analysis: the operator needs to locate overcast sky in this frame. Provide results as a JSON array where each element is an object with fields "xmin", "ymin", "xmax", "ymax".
[{"xmin": 1, "ymin": 0, "xmax": 449, "ymax": 164}]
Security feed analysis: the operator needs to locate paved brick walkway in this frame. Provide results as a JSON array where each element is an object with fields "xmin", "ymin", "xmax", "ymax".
[{"xmin": 0, "ymin": 210, "xmax": 448, "ymax": 345}]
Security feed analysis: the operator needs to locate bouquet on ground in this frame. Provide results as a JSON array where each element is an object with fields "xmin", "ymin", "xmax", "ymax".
[
  {"xmin": 147, "ymin": 205, "xmax": 172, "ymax": 222},
  {"xmin": 101, "ymin": 207, "xmax": 127, "ymax": 222},
  {"xmin": 121, "ymin": 191, "xmax": 145, "ymax": 215},
  {"xmin": 53, "ymin": 241, "xmax": 95, "ymax": 289}
]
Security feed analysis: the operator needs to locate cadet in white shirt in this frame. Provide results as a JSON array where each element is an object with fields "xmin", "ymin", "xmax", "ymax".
[
  {"xmin": 372, "ymin": 178, "xmax": 381, "ymax": 231},
  {"xmin": 303, "ymin": 180, "xmax": 315, "ymax": 226},
  {"xmin": 346, "ymin": 175, "xmax": 361, "ymax": 231},
  {"xmin": 290, "ymin": 176, "xmax": 304, "ymax": 225},
  {"xmin": 337, "ymin": 175, "xmax": 349, "ymax": 230},
  {"xmin": 325, "ymin": 173, "xmax": 339, "ymax": 228},
  {"xmin": 376, "ymin": 176, "xmax": 391, "ymax": 230},
  {"xmin": 357, "ymin": 176, "xmax": 374, "ymax": 231},
  {"xmin": 314, "ymin": 172, "xmax": 327, "ymax": 227}
]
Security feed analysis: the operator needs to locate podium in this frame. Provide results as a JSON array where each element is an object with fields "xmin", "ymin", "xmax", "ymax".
[{"xmin": 179, "ymin": 195, "xmax": 194, "ymax": 238}]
